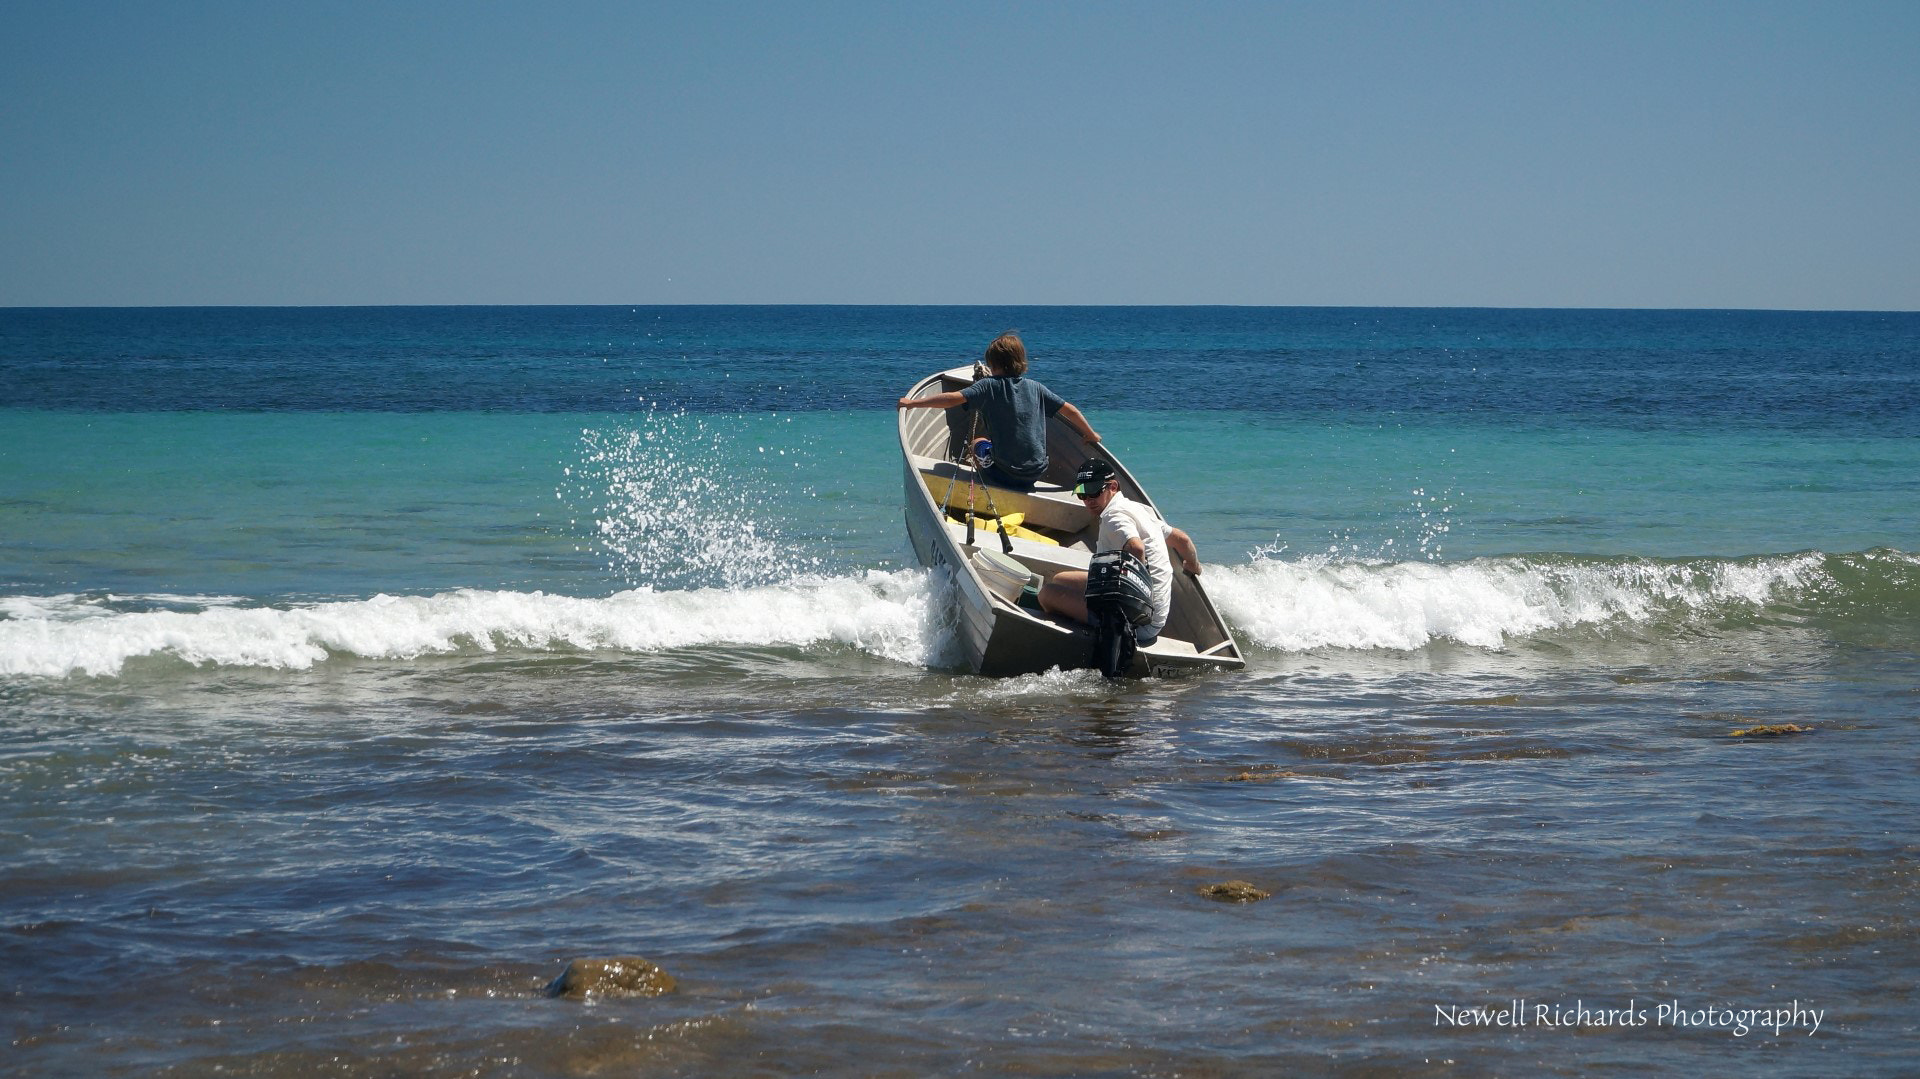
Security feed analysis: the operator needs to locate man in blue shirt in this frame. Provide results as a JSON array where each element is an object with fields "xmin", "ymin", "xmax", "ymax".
[{"xmin": 897, "ymin": 332, "xmax": 1101, "ymax": 489}]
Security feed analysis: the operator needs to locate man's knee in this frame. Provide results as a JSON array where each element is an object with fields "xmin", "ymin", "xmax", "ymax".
[
  {"xmin": 1039, "ymin": 572, "xmax": 1089, "ymax": 620},
  {"xmin": 1037, "ymin": 580, "xmax": 1068, "ymax": 613}
]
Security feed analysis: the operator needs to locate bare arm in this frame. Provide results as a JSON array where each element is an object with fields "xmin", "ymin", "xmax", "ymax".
[
  {"xmin": 1166, "ymin": 528, "xmax": 1202, "ymax": 576},
  {"xmin": 897, "ymin": 390, "xmax": 967, "ymax": 410},
  {"xmin": 1055, "ymin": 401, "xmax": 1101, "ymax": 445}
]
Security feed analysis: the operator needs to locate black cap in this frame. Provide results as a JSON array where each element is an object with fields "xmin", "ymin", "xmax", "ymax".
[{"xmin": 1072, "ymin": 459, "xmax": 1116, "ymax": 497}]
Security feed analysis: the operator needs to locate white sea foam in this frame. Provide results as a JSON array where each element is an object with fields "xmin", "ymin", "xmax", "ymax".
[
  {"xmin": 0, "ymin": 552, "xmax": 1869, "ymax": 679},
  {"xmin": 0, "ymin": 593, "xmax": 250, "ymax": 623},
  {"xmin": 964, "ymin": 665, "xmax": 1117, "ymax": 701},
  {"xmin": 0, "ymin": 572, "xmax": 946, "ymax": 679},
  {"xmin": 1207, "ymin": 551, "xmax": 1830, "ymax": 652}
]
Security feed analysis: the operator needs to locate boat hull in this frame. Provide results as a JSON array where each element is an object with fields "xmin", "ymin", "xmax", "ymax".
[{"xmin": 899, "ymin": 367, "xmax": 1245, "ymax": 679}]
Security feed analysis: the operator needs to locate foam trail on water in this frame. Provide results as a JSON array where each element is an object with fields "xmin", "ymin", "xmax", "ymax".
[
  {"xmin": 0, "ymin": 572, "xmax": 946, "ymax": 679},
  {"xmin": 1208, "ymin": 551, "xmax": 1839, "ymax": 652}
]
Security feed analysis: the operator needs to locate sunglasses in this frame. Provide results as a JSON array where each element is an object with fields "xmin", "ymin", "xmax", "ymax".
[{"xmin": 1074, "ymin": 484, "xmax": 1108, "ymax": 499}]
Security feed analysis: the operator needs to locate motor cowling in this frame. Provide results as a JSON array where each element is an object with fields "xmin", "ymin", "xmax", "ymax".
[
  {"xmin": 1085, "ymin": 550, "xmax": 1154, "ymax": 627},
  {"xmin": 1086, "ymin": 549, "xmax": 1152, "ymax": 678}
]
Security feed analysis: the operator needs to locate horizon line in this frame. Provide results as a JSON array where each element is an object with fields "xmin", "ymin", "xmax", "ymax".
[{"xmin": 5, "ymin": 302, "xmax": 1917, "ymax": 315}]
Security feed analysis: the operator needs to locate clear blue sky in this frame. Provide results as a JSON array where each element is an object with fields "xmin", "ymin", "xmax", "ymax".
[{"xmin": 2, "ymin": 1, "xmax": 1915, "ymax": 308}]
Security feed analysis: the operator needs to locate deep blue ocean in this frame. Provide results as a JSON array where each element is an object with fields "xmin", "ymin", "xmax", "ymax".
[{"xmin": 2, "ymin": 306, "xmax": 1917, "ymax": 1075}]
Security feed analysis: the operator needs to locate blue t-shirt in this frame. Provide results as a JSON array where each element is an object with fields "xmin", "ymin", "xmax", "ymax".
[{"xmin": 959, "ymin": 375, "xmax": 1066, "ymax": 481}]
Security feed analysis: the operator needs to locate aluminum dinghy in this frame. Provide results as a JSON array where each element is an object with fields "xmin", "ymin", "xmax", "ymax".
[{"xmin": 898, "ymin": 365, "xmax": 1245, "ymax": 678}]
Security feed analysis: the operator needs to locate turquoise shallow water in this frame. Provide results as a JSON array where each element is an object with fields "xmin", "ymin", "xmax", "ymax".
[
  {"xmin": 7, "ymin": 408, "xmax": 1916, "ymax": 599},
  {"xmin": 2, "ymin": 306, "xmax": 1917, "ymax": 1075}
]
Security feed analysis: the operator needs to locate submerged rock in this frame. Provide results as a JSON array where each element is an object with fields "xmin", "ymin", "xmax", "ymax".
[
  {"xmin": 547, "ymin": 957, "xmax": 677, "ymax": 999},
  {"xmin": 1199, "ymin": 880, "xmax": 1271, "ymax": 903},
  {"xmin": 1226, "ymin": 768, "xmax": 1305, "ymax": 783},
  {"xmin": 1735, "ymin": 723, "xmax": 1804, "ymax": 737},
  {"xmin": 1224, "ymin": 764, "xmax": 1348, "ymax": 783}
]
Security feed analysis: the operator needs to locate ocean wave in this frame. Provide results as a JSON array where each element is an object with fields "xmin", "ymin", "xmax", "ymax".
[
  {"xmin": 1208, "ymin": 548, "xmax": 1920, "ymax": 652},
  {"xmin": 0, "ymin": 572, "xmax": 948, "ymax": 679},
  {"xmin": 5, "ymin": 550, "xmax": 1915, "ymax": 679}
]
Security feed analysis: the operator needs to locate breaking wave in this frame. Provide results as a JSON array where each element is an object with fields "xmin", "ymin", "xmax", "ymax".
[
  {"xmin": 4, "ymin": 550, "xmax": 1915, "ymax": 680},
  {"xmin": 1210, "ymin": 547, "xmax": 1920, "ymax": 652},
  {"xmin": 0, "ymin": 572, "xmax": 949, "ymax": 679}
]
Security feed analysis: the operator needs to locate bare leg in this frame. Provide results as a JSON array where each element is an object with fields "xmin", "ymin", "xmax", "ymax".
[{"xmin": 1039, "ymin": 569, "xmax": 1091, "ymax": 624}]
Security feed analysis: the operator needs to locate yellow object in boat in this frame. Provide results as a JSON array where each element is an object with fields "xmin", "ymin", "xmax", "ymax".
[{"xmin": 973, "ymin": 512, "xmax": 1059, "ymax": 546}]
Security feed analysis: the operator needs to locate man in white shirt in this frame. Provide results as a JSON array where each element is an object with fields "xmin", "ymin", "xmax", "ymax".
[{"xmin": 1038, "ymin": 460, "xmax": 1202, "ymax": 646}]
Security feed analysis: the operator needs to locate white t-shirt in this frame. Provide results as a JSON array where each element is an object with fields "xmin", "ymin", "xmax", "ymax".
[{"xmin": 1097, "ymin": 492, "xmax": 1174, "ymax": 630}]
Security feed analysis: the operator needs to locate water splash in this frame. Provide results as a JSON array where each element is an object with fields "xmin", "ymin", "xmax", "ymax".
[
  {"xmin": 1410, "ymin": 486, "xmax": 1456, "ymax": 560},
  {"xmin": 1266, "ymin": 486, "xmax": 1458, "ymax": 564},
  {"xmin": 557, "ymin": 409, "xmax": 821, "ymax": 589}
]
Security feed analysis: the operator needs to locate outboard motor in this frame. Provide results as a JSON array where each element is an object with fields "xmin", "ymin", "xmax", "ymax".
[{"xmin": 1085, "ymin": 549, "xmax": 1154, "ymax": 678}]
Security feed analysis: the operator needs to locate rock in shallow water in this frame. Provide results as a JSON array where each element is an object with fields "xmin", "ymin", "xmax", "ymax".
[
  {"xmin": 546, "ymin": 957, "xmax": 677, "ymax": 999},
  {"xmin": 1730, "ymin": 723, "xmax": 1814, "ymax": 738},
  {"xmin": 1199, "ymin": 880, "xmax": 1271, "ymax": 903}
]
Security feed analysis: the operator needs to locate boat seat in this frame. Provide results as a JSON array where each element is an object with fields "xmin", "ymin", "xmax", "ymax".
[{"xmin": 910, "ymin": 454, "xmax": 1083, "ymax": 511}]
